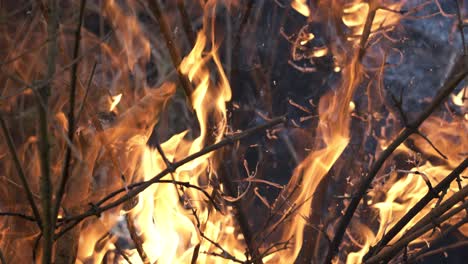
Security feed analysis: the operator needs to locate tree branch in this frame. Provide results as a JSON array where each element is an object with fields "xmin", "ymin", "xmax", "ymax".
[
  {"xmin": 146, "ymin": 0, "xmax": 193, "ymax": 99},
  {"xmin": 52, "ymin": 0, "xmax": 87, "ymax": 231}
]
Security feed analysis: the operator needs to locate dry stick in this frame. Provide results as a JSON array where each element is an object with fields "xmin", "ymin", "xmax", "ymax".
[
  {"xmin": 114, "ymin": 242, "xmax": 134, "ymax": 264},
  {"xmin": 125, "ymin": 215, "xmax": 151, "ymax": 264},
  {"xmin": 54, "ymin": 116, "xmax": 286, "ymax": 239},
  {"xmin": 325, "ymin": 55, "xmax": 468, "ymax": 264},
  {"xmin": 366, "ymin": 187, "xmax": 468, "ymax": 264},
  {"xmin": 190, "ymin": 243, "xmax": 201, "ymax": 264},
  {"xmin": 176, "ymin": 0, "xmax": 196, "ymax": 47},
  {"xmin": 454, "ymin": 0, "xmax": 467, "ymax": 56},
  {"xmin": 38, "ymin": 0, "xmax": 59, "ymax": 263},
  {"xmin": 87, "ymin": 180, "xmax": 220, "ymax": 214},
  {"xmin": 408, "ymin": 217, "xmax": 468, "ymax": 263},
  {"xmin": 147, "ymin": 0, "xmax": 193, "ymax": 99},
  {"xmin": 365, "ymin": 158, "xmax": 468, "ymax": 258},
  {"xmin": 0, "ymin": 114, "xmax": 42, "ymax": 228},
  {"xmin": 75, "ymin": 61, "xmax": 97, "ymax": 125},
  {"xmin": 0, "ymin": 212, "xmax": 36, "ymax": 222},
  {"xmin": 52, "ymin": 0, "xmax": 87, "ymax": 230},
  {"xmin": 400, "ymin": 183, "xmax": 468, "ymax": 238},
  {"xmin": 219, "ymin": 153, "xmax": 262, "ymax": 264},
  {"xmin": 412, "ymin": 240, "xmax": 468, "ymax": 262},
  {"xmin": 415, "ymin": 131, "xmax": 447, "ymax": 160}
]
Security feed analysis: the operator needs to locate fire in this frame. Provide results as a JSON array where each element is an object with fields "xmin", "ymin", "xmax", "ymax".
[
  {"xmin": 342, "ymin": 1, "xmax": 402, "ymax": 39},
  {"xmin": 0, "ymin": 0, "xmax": 466, "ymax": 263},
  {"xmin": 291, "ymin": 0, "xmax": 311, "ymax": 18},
  {"xmin": 109, "ymin": 94, "xmax": 122, "ymax": 112}
]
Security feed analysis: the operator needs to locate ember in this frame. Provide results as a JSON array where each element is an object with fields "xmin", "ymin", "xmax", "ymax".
[{"xmin": 0, "ymin": 1, "xmax": 466, "ymax": 264}]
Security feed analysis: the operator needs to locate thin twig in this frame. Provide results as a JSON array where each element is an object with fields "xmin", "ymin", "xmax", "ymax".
[
  {"xmin": 0, "ymin": 212, "xmax": 36, "ymax": 222},
  {"xmin": 176, "ymin": 0, "xmax": 196, "ymax": 47},
  {"xmin": 125, "ymin": 215, "xmax": 151, "ymax": 264},
  {"xmin": 114, "ymin": 242, "xmax": 134, "ymax": 264},
  {"xmin": 190, "ymin": 243, "xmax": 201, "ymax": 264},
  {"xmin": 0, "ymin": 114, "xmax": 42, "ymax": 227},
  {"xmin": 454, "ymin": 0, "xmax": 467, "ymax": 56},
  {"xmin": 411, "ymin": 240, "xmax": 468, "ymax": 263},
  {"xmin": 146, "ymin": 0, "xmax": 193, "ymax": 99},
  {"xmin": 407, "ymin": 217, "xmax": 468, "ymax": 262},
  {"xmin": 415, "ymin": 131, "xmax": 448, "ymax": 159},
  {"xmin": 52, "ymin": 0, "xmax": 87, "ymax": 231},
  {"xmin": 0, "ymin": 30, "xmax": 113, "ymax": 101},
  {"xmin": 326, "ymin": 55, "xmax": 468, "ymax": 263},
  {"xmin": 75, "ymin": 61, "xmax": 97, "ymax": 124},
  {"xmin": 54, "ymin": 116, "xmax": 286, "ymax": 239}
]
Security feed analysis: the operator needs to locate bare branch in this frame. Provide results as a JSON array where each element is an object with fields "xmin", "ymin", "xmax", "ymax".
[{"xmin": 53, "ymin": 0, "xmax": 88, "ymax": 231}]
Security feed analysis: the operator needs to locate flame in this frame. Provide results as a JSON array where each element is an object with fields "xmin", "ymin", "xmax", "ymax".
[
  {"xmin": 110, "ymin": 93, "xmax": 122, "ymax": 112},
  {"xmin": 292, "ymin": 0, "xmax": 311, "ymax": 17},
  {"xmin": 345, "ymin": 223, "xmax": 375, "ymax": 264},
  {"xmin": 342, "ymin": 1, "xmax": 402, "ymax": 40},
  {"xmin": 451, "ymin": 88, "xmax": 466, "ymax": 107},
  {"xmin": 120, "ymin": 1, "xmax": 239, "ymax": 263},
  {"xmin": 300, "ymin": 33, "xmax": 315, "ymax": 45},
  {"xmin": 1, "ymin": 0, "xmax": 465, "ymax": 263}
]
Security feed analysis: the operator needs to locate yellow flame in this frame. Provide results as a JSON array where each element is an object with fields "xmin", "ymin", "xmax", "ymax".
[
  {"xmin": 342, "ymin": 1, "xmax": 402, "ymax": 40},
  {"xmin": 291, "ymin": 0, "xmax": 311, "ymax": 17},
  {"xmin": 110, "ymin": 93, "xmax": 122, "ymax": 111},
  {"xmin": 451, "ymin": 88, "xmax": 466, "ymax": 107}
]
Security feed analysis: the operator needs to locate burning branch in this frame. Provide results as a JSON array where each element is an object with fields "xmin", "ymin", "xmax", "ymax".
[
  {"xmin": 366, "ymin": 184, "xmax": 468, "ymax": 263},
  {"xmin": 365, "ymin": 158, "xmax": 468, "ymax": 258},
  {"xmin": 327, "ymin": 54, "xmax": 468, "ymax": 263},
  {"xmin": 52, "ymin": 0, "xmax": 87, "ymax": 228},
  {"xmin": 1, "ymin": 1, "xmax": 466, "ymax": 263},
  {"xmin": 407, "ymin": 217, "xmax": 468, "ymax": 262},
  {"xmin": 125, "ymin": 214, "xmax": 151, "ymax": 264},
  {"xmin": 146, "ymin": 0, "xmax": 193, "ymax": 98},
  {"xmin": 55, "ymin": 116, "xmax": 286, "ymax": 238}
]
